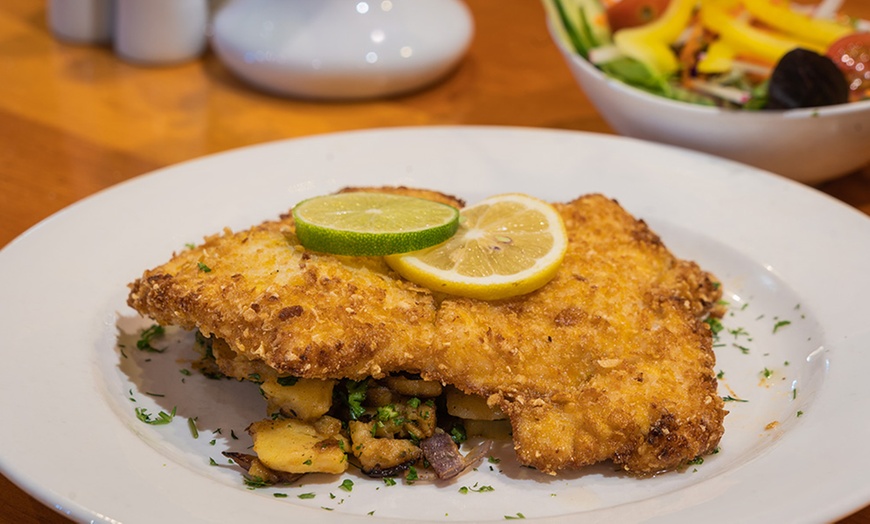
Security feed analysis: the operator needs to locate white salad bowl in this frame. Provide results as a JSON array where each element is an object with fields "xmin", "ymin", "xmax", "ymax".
[{"xmin": 546, "ymin": 18, "xmax": 870, "ymax": 185}]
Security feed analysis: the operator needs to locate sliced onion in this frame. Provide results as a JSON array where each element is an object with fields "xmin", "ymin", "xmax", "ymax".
[
  {"xmin": 420, "ymin": 433, "xmax": 494, "ymax": 480},
  {"xmin": 222, "ymin": 451, "xmax": 305, "ymax": 484}
]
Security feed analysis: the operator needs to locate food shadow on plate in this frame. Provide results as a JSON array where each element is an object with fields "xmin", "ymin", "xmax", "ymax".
[{"xmin": 111, "ymin": 313, "xmax": 653, "ymax": 491}]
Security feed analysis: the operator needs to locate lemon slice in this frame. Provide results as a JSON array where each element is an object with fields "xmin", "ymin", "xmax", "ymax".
[
  {"xmin": 386, "ymin": 193, "xmax": 568, "ymax": 300},
  {"xmin": 292, "ymin": 192, "xmax": 461, "ymax": 256}
]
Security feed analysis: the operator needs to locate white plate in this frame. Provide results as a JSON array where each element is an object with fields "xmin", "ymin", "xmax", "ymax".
[{"xmin": 2, "ymin": 126, "xmax": 869, "ymax": 524}]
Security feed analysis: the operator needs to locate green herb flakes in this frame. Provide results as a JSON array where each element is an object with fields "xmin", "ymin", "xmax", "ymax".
[
  {"xmin": 344, "ymin": 379, "xmax": 369, "ymax": 420},
  {"xmin": 188, "ymin": 417, "xmax": 199, "ymax": 439},
  {"xmin": 136, "ymin": 324, "xmax": 166, "ymax": 353},
  {"xmin": 703, "ymin": 317, "xmax": 724, "ymax": 336},
  {"xmin": 773, "ymin": 319, "xmax": 791, "ymax": 333},
  {"xmin": 277, "ymin": 376, "xmax": 299, "ymax": 386},
  {"xmin": 244, "ymin": 475, "xmax": 269, "ymax": 489},
  {"xmin": 135, "ymin": 406, "xmax": 176, "ymax": 425},
  {"xmin": 297, "ymin": 493, "xmax": 316, "ymax": 499},
  {"xmin": 339, "ymin": 479, "xmax": 354, "ymax": 492},
  {"xmin": 460, "ymin": 484, "xmax": 495, "ymax": 494}
]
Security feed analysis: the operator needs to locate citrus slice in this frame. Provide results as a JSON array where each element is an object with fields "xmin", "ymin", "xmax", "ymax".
[
  {"xmin": 292, "ymin": 192, "xmax": 460, "ymax": 256},
  {"xmin": 386, "ymin": 193, "xmax": 568, "ymax": 300}
]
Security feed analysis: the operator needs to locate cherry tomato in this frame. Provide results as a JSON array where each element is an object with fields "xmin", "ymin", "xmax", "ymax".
[
  {"xmin": 606, "ymin": 0, "xmax": 671, "ymax": 32},
  {"xmin": 825, "ymin": 33, "xmax": 870, "ymax": 100}
]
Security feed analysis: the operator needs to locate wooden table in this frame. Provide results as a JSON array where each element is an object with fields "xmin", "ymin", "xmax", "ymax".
[{"xmin": 1, "ymin": 1, "xmax": 868, "ymax": 522}]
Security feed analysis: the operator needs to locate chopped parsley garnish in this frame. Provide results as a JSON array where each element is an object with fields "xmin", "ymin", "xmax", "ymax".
[
  {"xmin": 297, "ymin": 493, "xmax": 316, "ymax": 499},
  {"xmin": 728, "ymin": 326, "xmax": 749, "ymax": 338},
  {"xmin": 135, "ymin": 406, "xmax": 176, "ymax": 425},
  {"xmin": 406, "ymin": 466, "xmax": 419, "ymax": 482},
  {"xmin": 277, "ymin": 376, "xmax": 299, "ymax": 386},
  {"xmin": 459, "ymin": 484, "xmax": 495, "ymax": 494},
  {"xmin": 343, "ymin": 379, "xmax": 369, "ymax": 420},
  {"xmin": 773, "ymin": 319, "xmax": 791, "ymax": 333},
  {"xmin": 273, "ymin": 493, "xmax": 288, "ymax": 498},
  {"xmin": 243, "ymin": 476, "xmax": 269, "ymax": 489},
  {"xmin": 733, "ymin": 343, "xmax": 750, "ymax": 354},
  {"xmin": 136, "ymin": 324, "xmax": 166, "ymax": 353},
  {"xmin": 339, "ymin": 479, "xmax": 354, "ymax": 492},
  {"xmin": 686, "ymin": 456, "xmax": 704, "ymax": 466},
  {"xmin": 383, "ymin": 477, "xmax": 397, "ymax": 487},
  {"xmin": 188, "ymin": 417, "xmax": 199, "ymax": 439},
  {"xmin": 197, "ymin": 261, "xmax": 212, "ymax": 273},
  {"xmin": 376, "ymin": 405, "xmax": 405, "ymax": 428},
  {"xmin": 761, "ymin": 368, "xmax": 773, "ymax": 379},
  {"xmin": 450, "ymin": 424, "xmax": 467, "ymax": 444},
  {"xmin": 721, "ymin": 395, "xmax": 748, "ymax": 403},
  {"xmin": 505, "ymin": 513, "xmax": 526, "ymax": 520},
  {"xmin": 703, "ymin": 317, "xmax": 724, "ymax": 336}
]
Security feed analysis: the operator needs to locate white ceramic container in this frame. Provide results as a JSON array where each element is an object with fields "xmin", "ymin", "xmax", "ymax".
[
  {"xmin": 546, "ymin": 17, "xmax": 870, "ymax": 184},
  {"xmin": 113, "ymin": 0, "xmax": 209, "ymax": 65},
  {"xmin": 47, "ymin": 0, "xmax": 113, "ymax": 44},
  {"xmin": 211, "ymin": 0, "xmax": 474, "ymax": 100}
]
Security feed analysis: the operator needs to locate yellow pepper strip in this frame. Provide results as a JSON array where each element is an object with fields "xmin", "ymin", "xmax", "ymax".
[
  {"xmin": 699, "ymin": 0, "xmax": 824, "ymax": 65},
  {"xmin": 612, "ymin": 0, "xmax": 697, "ymax": 76},
  {"xmin": 696, "ymin": 39, "xmax": 737, "ymax": 74},
  {"xmin": 741, "ymin": 0, "xmax": 852, "ymax": 48}
]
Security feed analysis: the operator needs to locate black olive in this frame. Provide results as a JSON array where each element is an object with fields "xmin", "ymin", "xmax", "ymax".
[{"xmin": 766, "ymin": 48, "xmax": 849, "ymax": 109}]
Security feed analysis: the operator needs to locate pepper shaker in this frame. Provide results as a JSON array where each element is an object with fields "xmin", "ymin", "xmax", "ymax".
[
  {"xmin": 47, "ymin": 0, "xmax": 113, "ymax": 44},
  {"xmin": 113, "ymin": 0, "xmax": 209, "ymax": 65}
]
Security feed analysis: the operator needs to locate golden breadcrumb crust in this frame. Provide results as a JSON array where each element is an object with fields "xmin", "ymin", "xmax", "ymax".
[{"xmin": 128, "ymin": 188, "xmax": 725, "ymax": 475}]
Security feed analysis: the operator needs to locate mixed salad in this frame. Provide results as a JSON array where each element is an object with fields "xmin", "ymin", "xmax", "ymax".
[{"xmin": 545, "ymin": 0, "xmax": 870, "ymax": 109}]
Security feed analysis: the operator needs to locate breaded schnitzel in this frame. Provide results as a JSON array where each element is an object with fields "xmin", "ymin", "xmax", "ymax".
[{"xmin": 127, "ymin": 187, "xmax": 725, "ymax": 475}]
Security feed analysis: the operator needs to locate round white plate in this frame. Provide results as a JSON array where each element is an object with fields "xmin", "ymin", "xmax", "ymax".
[{"xmin": 2, "ymin": 126, "xmax": 869, "ymax": 524}]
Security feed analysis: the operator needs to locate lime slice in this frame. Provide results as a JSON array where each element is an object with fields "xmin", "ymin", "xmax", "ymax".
[
  {"xmin": 386, "ymin": 193, "xmax": 568, "ymax": 300},
  {"xmin": 292, "ymin": 192, "xmax": 461, "ymax": 256}
]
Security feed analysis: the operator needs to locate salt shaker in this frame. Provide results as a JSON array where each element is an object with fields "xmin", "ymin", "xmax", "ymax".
[
  {"xmin": 47, "ymin": 0, "xmax": 113, "ymax": 44},
  {"xmin": 113, "ymin": 0, "xmax": 209, "ymax": 65}
]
